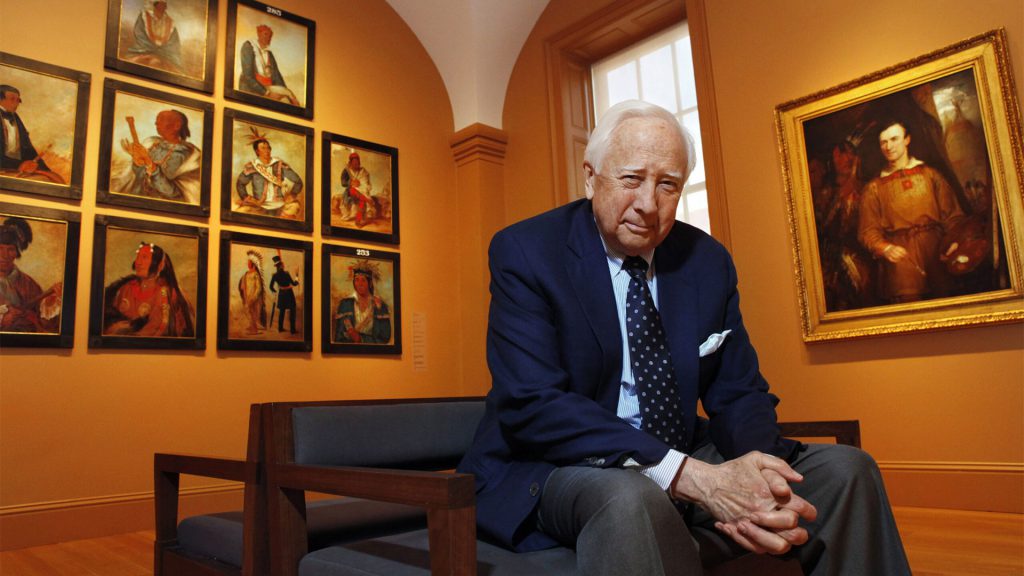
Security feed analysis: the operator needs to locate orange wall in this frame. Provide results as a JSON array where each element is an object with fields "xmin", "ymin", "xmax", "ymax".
[
  {"xmin": 504, "ymin": 0, "xmax": 1023, "ymax": 511},
  {"xmin": 699, "ymin": 0, "xmax": 1023, "ymax": 510},
  {"xmin": 0, "ymin": 0, "xmax": 473, "ymax": 544}
]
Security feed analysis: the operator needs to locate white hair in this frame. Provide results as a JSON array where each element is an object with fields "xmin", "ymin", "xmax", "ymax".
[{"xmin": 584, "ymin": 100, "xmax": 697, "ymax": 183}]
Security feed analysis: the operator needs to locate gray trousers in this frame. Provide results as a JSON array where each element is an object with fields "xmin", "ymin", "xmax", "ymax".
[{"xmin": 536, "ymin": 443, "xmax": 911, "ymax": 576}]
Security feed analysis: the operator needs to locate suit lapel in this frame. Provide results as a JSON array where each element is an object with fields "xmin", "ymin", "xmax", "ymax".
[{"xmin": 565, "ymin": 203, "xmax": 622, "ymax": 409}]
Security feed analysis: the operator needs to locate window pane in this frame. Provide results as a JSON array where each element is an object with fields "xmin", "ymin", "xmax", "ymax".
[
  {"xmin": 675, "ymin": 38, "xmax": 697, "ymax": 110},
  {"xmin": 683, "ymin": 189, "xmax": 710, "ymax": 234},
  {"xmin": 606, "ymin": 62, "xmax": 638, "ymax": 106},
  {"xmin": 682, "ymin": 111, "xmax": 705, "ymax": 185},
  {"xmin": 639, "ymin": 46, "xmax": 677, "ymax": 113}
]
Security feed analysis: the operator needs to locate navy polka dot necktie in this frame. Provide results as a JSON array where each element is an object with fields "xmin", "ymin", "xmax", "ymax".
[{"xmin": 623, "ymin": 256, "xmax": 685, "ymax": 451}]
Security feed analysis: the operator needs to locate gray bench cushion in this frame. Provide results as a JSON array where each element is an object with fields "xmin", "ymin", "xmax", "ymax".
[
  {"xmin": 178, "ymin": 498, "xmax": 427, "ymax": 568},
  {"xmin": 292, "ymin": 401, "xmax": 485, "ymax": 469},
  {"xmin": 299, "ymin": 529, "xmax": 577, "ymax": 576}
]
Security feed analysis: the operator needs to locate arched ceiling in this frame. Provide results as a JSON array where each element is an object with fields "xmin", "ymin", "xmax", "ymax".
[{"xmin": 385, "ymin": 0, "xmax": 550, "ymax": 131}]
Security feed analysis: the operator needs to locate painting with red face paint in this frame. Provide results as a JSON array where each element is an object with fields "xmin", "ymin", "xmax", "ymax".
[
  {"xmin": 224, "ymin": 0, "xmax": 315, "ymax": 119},
  {"xmin": 322, "ymin": 131, "xmax": 400, "ymax": 245},
  {"xmin": 89, "ymin": 215, "xmax": 207, "ymax": 350},
  {"xmin": 101, "ymin": 230, "xmax": 198, "ymax": 338},
  {"xmin": 96, "ymin": 79, "xmax": 213, "ymax": 217}
]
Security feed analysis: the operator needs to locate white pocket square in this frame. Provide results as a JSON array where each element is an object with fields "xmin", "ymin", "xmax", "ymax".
[{"xmin": 698, "ymin": 330, "xmax": 732, "ymax": 357}]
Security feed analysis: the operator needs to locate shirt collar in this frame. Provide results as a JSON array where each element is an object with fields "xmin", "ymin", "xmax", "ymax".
[
  {"xmin": 595, "ymin": 225, "xmax": 654, "ymax": 280},
  {"xmin": 880, "ymin": 156, "xmax": 924, "ymax": 178}
]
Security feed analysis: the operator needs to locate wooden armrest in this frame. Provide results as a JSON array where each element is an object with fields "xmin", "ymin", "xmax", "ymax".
[
  {"xmin": 154, "ymin": 453, "xmax": 253, "ymax": 545},
  {"xmin": 274, "ymin": 463, "xmax": 474, "ymax": 509},
  {"xmin": 269, "ymin": 464, "xmax": 477, "ymax": 576},
  {"xmin": 779, "ymin": 420, "xmax": 860, "ymax": 448},
  {"xmin": 155, "ymin": 452, "xmax": 250, "ymax": 481}
]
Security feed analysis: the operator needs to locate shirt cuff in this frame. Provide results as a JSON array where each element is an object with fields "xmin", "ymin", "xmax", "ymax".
[{"xmin": 625, "ymin": 449, "xmax": 687, "ymax": 491}]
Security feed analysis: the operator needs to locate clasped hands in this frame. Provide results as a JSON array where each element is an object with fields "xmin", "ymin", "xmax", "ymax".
[{"xmin": 672, "ymin": 452, "xmax": 817, "ymax": 555}]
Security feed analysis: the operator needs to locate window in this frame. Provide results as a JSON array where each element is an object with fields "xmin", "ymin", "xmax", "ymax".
[{"xmin": 592, "ymin": 22, "xmax": 709, "ymax": 234}]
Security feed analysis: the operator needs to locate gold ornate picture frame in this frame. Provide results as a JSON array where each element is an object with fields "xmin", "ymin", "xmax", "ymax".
[{"xmin": 775, "ymin": 29, "xmax": 1024, "ymax": 342}]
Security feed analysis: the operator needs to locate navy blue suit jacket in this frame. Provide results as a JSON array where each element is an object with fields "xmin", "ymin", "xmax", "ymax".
[{"xmin": 456, "ymin": 199, "xmax": 798, "ymax": 552}]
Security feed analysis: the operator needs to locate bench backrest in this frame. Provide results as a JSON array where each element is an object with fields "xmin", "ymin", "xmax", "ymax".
[{"xmin": 273, "ymin": 398, "xmax": 486, "ymax": 470}]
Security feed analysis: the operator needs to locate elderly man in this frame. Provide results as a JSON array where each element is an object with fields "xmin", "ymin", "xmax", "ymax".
[
  {"xmin": 457, "ymin": 100, "xmax": 910, "ymax": 575},
  {"xmin": 858, "ymin": 119, "xmax": 965, "ymax": 303}
]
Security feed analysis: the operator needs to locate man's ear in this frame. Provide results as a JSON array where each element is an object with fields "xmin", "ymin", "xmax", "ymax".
[{"xmin": 583, "ymin": 162, "xmax": 596, "ymax": 200}]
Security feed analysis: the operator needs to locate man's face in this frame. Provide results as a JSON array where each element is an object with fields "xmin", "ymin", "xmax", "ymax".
[
  {"xmin": 153, "ymin": 1, "xmax": 167, "ymax": 16},
  {"xmin": 0, "ymin": 244, "xmax": 17, "ymax": 275},
  {"xmin": 256, "ymin": 141, "xmax": 272, "ymax": 162},
  {"xmin": 349, "ymin": 157, "xmax": 361, "ymax": 171},
  {"xmin": 584, "ymin": 116, "xmax": 686, "ymax": 256},
  {"xmin": 353, "ymin": 274, "xmax": 370, "ymax": 296},
  {"xmin": 878, "ymin": 123, "xmax": 910, "ymax": 166},
  {"xmin": 832, "ymin": 144, "xmax": 857, "ymax": 177},
  {"xmin": 257, "ymin": 27, "xmax": 273, "ymax": 46},
  {"xmin": 155, "ymin": 110, "xmax": 181, "ymax": 140},
  {"xmin": 0, "ymin": 90, "xmax": 21, "ymax": 113}
]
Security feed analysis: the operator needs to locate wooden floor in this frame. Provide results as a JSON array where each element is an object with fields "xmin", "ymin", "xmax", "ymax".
[{"xmin": 0, "ymin": 507, "xmax": 1021, "ymax": 575}]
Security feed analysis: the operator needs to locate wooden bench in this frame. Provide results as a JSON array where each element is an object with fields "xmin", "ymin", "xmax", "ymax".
[{"xmin": 154, "ymin": 398, "xmax": 860, "ymax": 575}]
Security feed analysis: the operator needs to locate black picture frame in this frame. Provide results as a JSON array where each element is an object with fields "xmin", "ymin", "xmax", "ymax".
[
  {"xmin": 321, "ymin": 243, "xmax": 401, "ymax": 355},
  {"xmin": 103, "ymin": 0, "xmax": 218, "ymax": 93},
  {"xmin": 0, "ymin": 202, "xmax": 81, "ymax": 348},
  {"xmin": 221, "ymin": 108, "xmax": 314, "ymax": 233},
  {"xmin": 224, "ymin": 0, "xmax": 315, "ymax": 119},
  {"xmin": 89, "ymin": 215, "xmax": 208, "ymax": 350},
  {"xmin": 0, "ymin": 52, "xmax": 90, "ymax": 200},
  {"xmin": 96, "ymin": 79, "xmax": 214, "ymax": 218},
  {"xmin": 217, "ymin": 230, "xmax": 312, "ymax": 352},
  {"xmin": 322, "ymin": 132, "xmax": 400, "ymax": 245}
]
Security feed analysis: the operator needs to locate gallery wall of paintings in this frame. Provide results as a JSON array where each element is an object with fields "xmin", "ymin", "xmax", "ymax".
[{"xmin": 1, "ymin": 0, "xmax": 406, "ymax": 356}]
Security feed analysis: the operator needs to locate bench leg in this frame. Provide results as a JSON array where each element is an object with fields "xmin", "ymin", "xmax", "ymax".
[{"xmin": 428, "ymin": 505, "xmax": 477, "ymax": 576}]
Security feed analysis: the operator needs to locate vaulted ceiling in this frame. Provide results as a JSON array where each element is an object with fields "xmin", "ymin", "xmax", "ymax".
[{"xmin": 384, "ymin": 0, "xmax": 551, "ymax": 130}]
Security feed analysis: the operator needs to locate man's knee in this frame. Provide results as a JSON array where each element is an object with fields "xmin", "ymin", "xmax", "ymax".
[
  {"xmin": 798, "ymin": 444, "xmax": 886, "ymax": 503},
  {"xmin": 586, "ymin": 470, "xmax": 677, "ymax": 523},
  {"xmin": 826, "ymin": 444, "xmax": 881, "ymax": 481}
]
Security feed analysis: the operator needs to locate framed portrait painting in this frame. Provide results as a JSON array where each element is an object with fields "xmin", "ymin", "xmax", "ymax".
[
  {"xmin": 322, "ymin": 132, "xmax": 400, "ymax": 245},
  {"xmin": 0, "ymin": 53, "xmax": 90, "ymax": 200},
  {"xmin": 218, "ymin": 230, "xmax": 312, "ymax": 351},
  {"xmin": 0, "ymin": 202, "xmax": 81, "ymax": 348},
  {"xmin": 322, "ymin": 244, "xmax": 400, "ymax": 355},
  {"xmin": 96, "ymin": 79, "xmax": 213, "ymax": 217},
  {"xmin": 775, "ymin": 29, "xmax": 1024, "ymax": 342},
  {"xmin": 221, "ymin": 108, "xmax": 313, "ymax": 232},
  {"xmin": 224, "ymin": 0, "xmax": 315, "ymax": 119},
  {"xmin": 104, "ymin": 0, "xmax": 218, "ymax": 93},
  {"xmin": 88, "ymin": 215, "xmax": 208, "ymax": 350}
]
